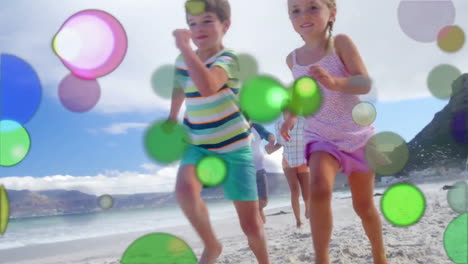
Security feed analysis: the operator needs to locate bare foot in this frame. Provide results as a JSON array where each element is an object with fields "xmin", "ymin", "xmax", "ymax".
[
  {"xmin": 373, "ymin": 253, "xmax": 388, "ymax": 264},
  {"xmin": 296, "ymin": 221, "xmax": 303, "ymax": 228},
  {"xmin": 199, "ymin": 241, "xmax": 223, "ymax": 264},
  {"xmin": 314, "ymin": 255, "xmax": 330, "ymax": 264}
]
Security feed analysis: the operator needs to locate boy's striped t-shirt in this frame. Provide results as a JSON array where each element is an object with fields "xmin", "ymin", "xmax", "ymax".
[{"xmin": 174, "ymin": 49, "xmax": 252, "ymax": 153}]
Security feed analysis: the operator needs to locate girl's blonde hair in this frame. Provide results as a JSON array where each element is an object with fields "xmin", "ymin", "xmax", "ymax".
[{"xmin": 323, "ymin": 0, "xmax": 337, "ymax": 54}]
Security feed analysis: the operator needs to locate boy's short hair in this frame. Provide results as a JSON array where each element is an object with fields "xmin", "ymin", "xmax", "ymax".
[{"xmin": 186, "ymin": 0, "xmax": 231, "ymax": 22}]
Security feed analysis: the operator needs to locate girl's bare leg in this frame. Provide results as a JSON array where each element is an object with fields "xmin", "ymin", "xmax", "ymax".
[
  {"xmin": 348, "ymin": 171, "xmax": 388, "ymax": 264},
  {"xmin": 308, "ymin": 152, "xmax": 339, "ymax": 264}
]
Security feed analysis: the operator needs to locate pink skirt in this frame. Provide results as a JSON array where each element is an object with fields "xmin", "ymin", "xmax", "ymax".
[{"xmin": 305, "ymin": 141, "xmax": 371, "ymax": 176}]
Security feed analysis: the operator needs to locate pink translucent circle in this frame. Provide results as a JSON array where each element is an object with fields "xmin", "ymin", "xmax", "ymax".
[
  {"xmin": 438, "ymin": 25, "xmax": 453, "ymax": 40},
  {"xmin": 397, "ymin": 0, "xmax": 456, "ymax": 43},
  {"xmin": 58, "ymin": 74, "xmax": 101, "ymax": 113},
  {"xmin": 54, "ymin": 9, "xmax": 127, "ymax": 79}
]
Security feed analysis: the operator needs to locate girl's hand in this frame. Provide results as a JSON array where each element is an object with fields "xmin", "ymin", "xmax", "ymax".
[
  {"xmin": 309, "ymin": 65, "xmax": 338, "ymax": 91},
  {"xmin": 280, "ymin": 117, "xmax": 296, "ymax": 142},
  {"xmin": 173, "ymin": 29, "xmax": 192, "ymax": 52}
]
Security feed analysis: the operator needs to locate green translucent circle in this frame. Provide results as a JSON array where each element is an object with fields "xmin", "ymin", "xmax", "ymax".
[
  {"xmin": 0, "ymin": 120, "xmax": 31, "ymax": 167},
  {"xmin": 151, "ymin": 64, "xmax": 176, "ymax": 99},
  {"xmin": 444, "ymin": 214, "xmax": 468, "ymax": 263},
  {"xmin": 121, "ymin": 232, "xmax": 197, "ymax": 264},
  {"xmin": 236, "ymin": 53, "xmax": 259, "ymax": 83},
  {"xmin": 196, "ymin": 156, "xmax": 227, "ymax": 187},
  {"xmin": 239, "ymin": 75, "xmax": 289, "ymax": 123},
  {"xmin": 352, "ymin": 102, "xmax": 377, "ymax": 126},
  {"xmin": 144, "ymin": 120, "xmax": 190, "ymax": 164},
  {"xmin": 288, "ymin": 77, "xmax": 322, "ymax": 117},
  {"xmin": 381, "ymin": 183, "xmax": 426, "ymax": 227},
  {"xmin": 98, "ymin": 194, "xmax": 114, "ymax": 210},
  {"xmin": 185, "ymin": 0, "xmax": 206, "ymax": 16},
  {"xmin": 427, "ymin": 64, "xmax": 462, "ymax": 100},
  {"xmin": 447, "ymin": 181, "xmax": 468, "ymax": 214},
  {"xmin": 365, "ymin": 131, "xmax": 409, "ymax": 176}
]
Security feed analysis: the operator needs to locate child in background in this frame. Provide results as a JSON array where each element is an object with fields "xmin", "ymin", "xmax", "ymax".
[
  {"xmin": 267, "ymin": 112, "xmax": 310, "ymax": 228},
  {"xmin": 250, "ymin": 123, "xmax": 276, "ymax": 223},
  {"xmin": 169, "ymin": 1, "xmax": 270, "ymax": 263},
  {"xmin": 281, "ymin": 0, "xmax": 388, "ymax": 263}
]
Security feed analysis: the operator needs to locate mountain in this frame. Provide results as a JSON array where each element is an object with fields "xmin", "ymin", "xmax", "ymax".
[
  {"xmin": 7, "ymin": 189, "xmax": 176, "ymax": 218},
  {"xmin": 398, "ymin": 73, "xmax": 468, "ymax": 175},
  {"xmin": 6, "ymin": 172, "xmax": 302, "ymax": 218}
]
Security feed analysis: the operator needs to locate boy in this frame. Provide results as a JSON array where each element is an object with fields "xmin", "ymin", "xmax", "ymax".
[
  {"xmin": 251, "ymin": 123, "xmax": 275, "ymax": 223},
  {"xmin": 169, "ymin": 1, "xmax": 271, "ymax": 263}
]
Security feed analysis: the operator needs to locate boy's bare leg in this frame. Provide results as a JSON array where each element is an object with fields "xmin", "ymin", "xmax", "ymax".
[
  {"xmin": 283, "ymin": 167, "xmax": 302, "ymax": 227},
  {"xmin": 308, "ymin": 152, "xmax": 339, "ymax": 264},
  {"xmin": 348, "ymin": 171, "xmax": 388, "ymax": 264},
  {"xmin": 258, "ymin": 198, "xmax": 267, "ymax": 223},
  {"xmin": 234, "ymin": 200, "xmax": 271, "ymax": 264},
  {"xmin": 175, "ymin": 165, "xmax": 222, "ymax": 264}
]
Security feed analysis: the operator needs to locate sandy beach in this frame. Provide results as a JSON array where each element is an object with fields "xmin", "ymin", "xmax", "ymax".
[{"xmin": 1, "ymin": 176, "xmax": 465, "ymax": 264}]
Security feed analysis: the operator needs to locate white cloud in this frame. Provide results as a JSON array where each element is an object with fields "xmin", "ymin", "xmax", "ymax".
[
  {"xmin": 1, "ymin": 0, "xmax": 467, "ymax": 116},
  {"xmin": 102, "ymin": 122, "xmax": 148, "ymax": 134},
  {"xmin": 1, "ymin": 163, "xmax": 180, "ymax": 195},
  {"xmin": 140, "ymin": 162, "xmax": 163, "ymax": 173}
]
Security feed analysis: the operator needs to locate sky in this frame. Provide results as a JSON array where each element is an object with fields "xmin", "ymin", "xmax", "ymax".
[{"xmin": 0, "ymin": 0, "xmax": 466, "ymax": 195}]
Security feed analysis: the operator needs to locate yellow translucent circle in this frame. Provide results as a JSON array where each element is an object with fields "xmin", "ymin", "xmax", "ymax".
[{"xmin": 438, "ymin": 25, "xmax": 465, "ymax": 53}]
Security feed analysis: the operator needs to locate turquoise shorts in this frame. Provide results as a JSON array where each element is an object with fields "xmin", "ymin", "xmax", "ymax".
[{"xmin": 180, "ymin": 145, "xmax": 258, "ymax": 201}]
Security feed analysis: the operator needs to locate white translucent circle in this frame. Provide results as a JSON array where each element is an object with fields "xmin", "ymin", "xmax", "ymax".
[
  {"xmin": 352, "ymin": 102, "xmax": 377, "ymax": 126},
  {"xmin": 58, "ymin": 15, "xmax": 114, "ymax": 69},
  {"xmin": 54, "ymin": 28, "xmax": 83, "ymax": 62},
  {"xmin": 98, "ymin": 194, "xmax": 114, "ymax": 210}
]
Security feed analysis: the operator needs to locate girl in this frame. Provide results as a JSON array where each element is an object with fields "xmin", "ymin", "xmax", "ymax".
[
  {"xmin": 281, "ymin": 0, "xmax": 388, "ymax": 263},
  {"xmin": 267, "ymin": 112, "xmax": 310, "ymax": 228}
]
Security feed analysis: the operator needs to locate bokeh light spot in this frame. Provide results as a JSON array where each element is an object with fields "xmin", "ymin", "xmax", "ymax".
[
  {"xmin": 151, "ymin": 64, "xmax": 176, "ymax": 100},
  {"xmin": 58, "ymin": 74, "xmax": 101, "ymax": 113},
  {"xmin": 53, "ymin": 27, "xmax": 83, "ymax": 62},
  {"xmin": 236, "ymin": 53, "xmax": 259, "ymax": 83},
  {"xmin": 239, "ymin": 76, "xmax": 289, "ymax": 123},
  {"xmin": 451, "ymin": 110, "xmax": 468, "ymax": 144},
  {"xmin": 447, "ymin": 181, "xmax": 468, "ymax": 214},
  {"xmin": 443, "ymin": 214, "xmax": 468, "ymax": 263},
  {"xmin": 121, "ymin": 233, "xmax": 197, "ymax": 263},
  {"xmin": 0, "ymin": 54, "xmax": 42, "ymax": 124},
  {"xmin": 352, "ymin": 102, "xmax": 377, "ymax": 126},
  {"xmin": 381, "ymin": 183, "xmax": 426, "ymax": 227},
  {"xmin": 98, "ymin": 194, "xmax": 114, "ymax": 210},
  {"xmin": 196, "ymin": 156, "xmax": 227, "ymax": 187},
  {"xmin": 53, "ymin": 9, "xmax": 127, "ymax": 79},
  {"xmin": 0, "ymin": 120, "xmax": 31, "ymax": 167},
  {"xmin": 365, "ymin": 132, "xmax": 409, "ymax": 176},
  {"xmin": 288, "ymin": 77, "xmax": 322, "ymax": 117},
  {"xmin": 350, "ymin": 76, "xmax": 378, "ymax": 103},
  {"xmin": 427, "ymin": 64, "xmax": 461, "ymax": 100},
  {"xmin": 397, "ymin": 0, "xmax": 456, "ymax": 43},
  {"xmin": 185, "ymin": 0, "xmax": 206, "ymax": 16},
  {"xmin": 0, "ymin": 185, "xmax": 10, "ymax": 235},
  {"xmin": 437, "ymin": 25, "xmax": 465, "ymax": 53},
  {"xmin": 144, "ymin": 120, "xmax": 190, "ymax": 164}
]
